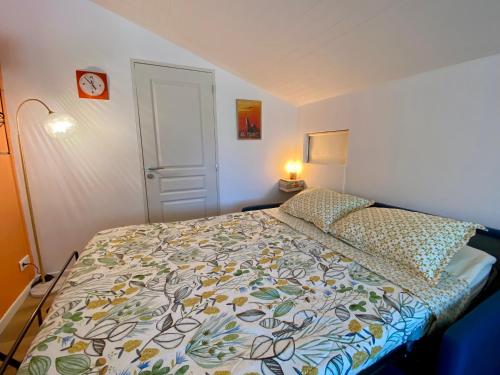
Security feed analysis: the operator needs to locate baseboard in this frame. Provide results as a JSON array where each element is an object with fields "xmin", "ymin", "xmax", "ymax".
[
  {"xmin": 0, "ymin": 280, "xmax": 33, "ymax": 335},
  {"xmin": 0, "ymin": 271, "xmax": 66, "ymax": 335}
]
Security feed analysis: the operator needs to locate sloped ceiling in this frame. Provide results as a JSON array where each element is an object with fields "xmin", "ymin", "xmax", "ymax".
[{"xmin": 92, "ymin": 0, "xmax": 500, "ymax": 105}]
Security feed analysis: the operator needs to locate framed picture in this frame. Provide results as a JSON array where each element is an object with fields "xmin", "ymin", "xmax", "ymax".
[{"xmin": 236, "ymin": 99, "xmax": 262, "ymax": 139}]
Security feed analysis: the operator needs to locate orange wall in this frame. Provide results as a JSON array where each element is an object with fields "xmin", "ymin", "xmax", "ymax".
[{"xmin": 0, "ymin": 70, "xmax": 34, "ymax": 318}]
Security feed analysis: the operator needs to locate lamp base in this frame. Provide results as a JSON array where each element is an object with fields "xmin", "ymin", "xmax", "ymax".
[{"xmin": 30, "ymin": 274, "xmax": 64, "ymax": 298}]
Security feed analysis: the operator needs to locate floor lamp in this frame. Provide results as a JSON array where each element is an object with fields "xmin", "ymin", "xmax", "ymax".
[{"xmin": 15, "ymin": 98, "xmax": 77, "ymax": 296}]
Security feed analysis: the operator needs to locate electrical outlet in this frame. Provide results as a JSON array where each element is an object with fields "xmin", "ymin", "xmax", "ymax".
[{"xmin": 19, "ymin": 255, "xmax": 30, "ymax": 272}]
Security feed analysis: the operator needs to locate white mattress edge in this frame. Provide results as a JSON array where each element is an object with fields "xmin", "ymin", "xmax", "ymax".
[{"xmin": 445, "ymin": 245, "xmax": 496, "ymax": 294}]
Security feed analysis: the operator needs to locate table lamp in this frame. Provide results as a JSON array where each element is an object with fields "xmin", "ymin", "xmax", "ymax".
[{"xmin": 285, "ymin": 160, "xmax": 302, "ymax": 180}]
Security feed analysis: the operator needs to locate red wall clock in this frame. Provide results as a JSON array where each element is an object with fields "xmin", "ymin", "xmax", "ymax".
[{"xmin": 76, "ymin": 70, "xmax": 109, "ymax": 100}]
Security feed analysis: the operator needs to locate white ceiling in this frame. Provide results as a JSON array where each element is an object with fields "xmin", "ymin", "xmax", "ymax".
[{"xmin": 92, "ymin": 0, "xmax": 500, "ymax": 105}]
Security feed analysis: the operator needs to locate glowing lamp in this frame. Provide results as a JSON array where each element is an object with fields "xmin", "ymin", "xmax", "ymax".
[
  {"xmin": 43, "ymin": 112, "xmax": 77, "ymax": 138},
  {"xmin": 285, "ymin": 160, "xmax": 302, "ymax": 180}
]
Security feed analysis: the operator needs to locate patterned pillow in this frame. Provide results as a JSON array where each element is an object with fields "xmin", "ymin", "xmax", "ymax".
[
  {"xmin": 280, "ymin": 187, "xmax": 373, "ymax": 232},
  {"xmin": 329, "ymin": 207, "xmax": 484, "ymax": 285}
]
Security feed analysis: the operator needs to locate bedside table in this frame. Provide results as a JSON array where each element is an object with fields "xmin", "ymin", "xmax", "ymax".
[{"xmin": 279, "ymin": 178, "xmax": 305, "ymax": 192}]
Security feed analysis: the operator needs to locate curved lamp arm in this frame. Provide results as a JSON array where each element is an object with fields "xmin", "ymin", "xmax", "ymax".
[
  {"xmin": 16, "ymin": 98, "xmax": 53, "ymax": 125},
  {"xmin": 15, "ymin": 98, "xmax": 54, "ymax": 282}
]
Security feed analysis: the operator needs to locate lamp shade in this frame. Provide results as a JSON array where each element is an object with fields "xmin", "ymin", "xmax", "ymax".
[
  {"xmin": 43, "ymin": 112, "xmax": 77, "ymax": 138},
  {"xmin": 285, "ymin": 160, "xmax": 302, "ymax": 180}
]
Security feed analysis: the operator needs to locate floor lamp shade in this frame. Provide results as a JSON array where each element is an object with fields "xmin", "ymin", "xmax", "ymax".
[{"xmin": 43, "ymin": 112, "xmax": 77, "ymax": 138}]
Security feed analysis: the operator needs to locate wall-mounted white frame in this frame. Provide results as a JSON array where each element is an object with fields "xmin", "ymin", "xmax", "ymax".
[{"xmin": 303, "ymin": 129, "xmax": 349, "ymax": 165}]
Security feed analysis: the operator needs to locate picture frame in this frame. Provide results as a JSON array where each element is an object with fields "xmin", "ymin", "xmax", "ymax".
[{"xmin": 236, "ymin": 99, "xmax": 262, "ymax": 140}]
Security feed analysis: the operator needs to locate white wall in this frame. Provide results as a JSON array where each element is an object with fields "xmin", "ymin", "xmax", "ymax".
[
  {"xmin": 299, "ymin": 53, "xmax": 500, "ymax": 229},
  {"xmin": 0, "ymin": 0, "xmax": 297, "ymax": 273}
]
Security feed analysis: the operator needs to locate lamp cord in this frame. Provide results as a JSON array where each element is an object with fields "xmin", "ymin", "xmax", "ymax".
[{"xmin": 23, "ymin": 262, "xmax": 40, "ymax": 275}]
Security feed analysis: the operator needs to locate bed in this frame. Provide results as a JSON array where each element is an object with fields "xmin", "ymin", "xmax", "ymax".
[{"xmin": 13, "ymin": 206, "xmax": 496, "ymax": 375}]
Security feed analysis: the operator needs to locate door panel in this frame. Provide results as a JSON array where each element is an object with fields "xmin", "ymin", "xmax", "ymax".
[
  {"xmin": 152, "ymin": 80, "xmax": 204, "ymax": 167},
  {"xmin": 134, "ymin": 62, "xmax": 219, "ymax": 223},
  {"xmin": 161, "ymin": 198, "xmax": 207, "ymax": 222},
  {"xmin": 160, "ymin": 175, "xmax": 205, "ymax": 192}
]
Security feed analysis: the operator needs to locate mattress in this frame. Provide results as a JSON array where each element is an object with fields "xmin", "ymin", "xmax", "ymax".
[
  {"xmin": 446, "ymin": 245, "xmax": 496, "ymax": 299},
  {"xmin": 19, "ymin": 209, "xmax": 476, "ymax": 375},
  {"xmin": 405, "ymin": 245, "xmax": 496, "ymax": 340}
]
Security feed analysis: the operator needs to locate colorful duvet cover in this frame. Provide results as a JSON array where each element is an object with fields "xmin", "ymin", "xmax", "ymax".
[{"xmin": 20, "ymin": 210, "xmax": 468, "ymax": 375}]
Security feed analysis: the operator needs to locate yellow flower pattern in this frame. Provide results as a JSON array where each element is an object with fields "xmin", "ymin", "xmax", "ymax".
[
  {"xmin": 124, "ymin": 287, "xmax": 139, "ymax": 295},
  {"xmin": 91, "ymin": 311, "xmax": 108, "ymax": 320},
  {"xmin": 139, "ymin": 348, "xmax": 159, "ymax": 361},
  {"xmin": 68, "ymin": 341, "xmax": 89, "ymax": 353},
  {"xmin": 111, "ymin": 283, "xmax": 126, "ymax": 291},
  {"xmin": 182, "ymin": 297, "xmax": 201, "ymax": 307},
  {"xmin": 96, "ymin": 358, "xmax": 107, "ymax": 366},
  {"xmin": 352, "ymin": 351, "xmax": 369, "ymax": 369},
  {"xmin": 87, "ymin": 299, "xmax": 108, "ymax": 309},
  {"xmin": 202, "ymin": 278, "xmax": 218, "ymax": 287},
  {"xmin": 301, "ymin": 366, "xmax": 318, "ymax": 375},
  {"xmin": 204, "ymin": 306, "xmax": 220, "ymax": 315},
  {"xmin": 215, "ymin": 295, "xmax": 228, "ymax": 303},
  {"xmin": 123, "ymin": 340, "xmax": 142, "ymax": 352},
  {"xmin": 308, "ymin": 276, "xmax": 320, "ymax": 283},
  {"xmin": 201, "ymin": 291, "xmax": 215, "ymax": 299},
  {"xmin": 370, "ymin": 346, "xmax": 382, "ymax": 358},
  {"xmin": 348, "ymin": 320, "xmax": 362, "ymax": 333},
  {"xmin": 232, "ymin": 297, "xmax": 247, "ymax": 307},
  {"xmin": 369, "ymin": 324, "xmax": 383, "ymax": 339}
]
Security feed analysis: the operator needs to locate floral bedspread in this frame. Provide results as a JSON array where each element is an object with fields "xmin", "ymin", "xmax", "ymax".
[{"xmin": 20, "ymin": 210, "xmax": 432, "ymax": 375}]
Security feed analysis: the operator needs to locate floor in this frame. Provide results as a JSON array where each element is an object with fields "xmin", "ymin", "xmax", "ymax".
[{"xmin": 0, "ymin": 294, "xmax": 54, "ymax": 374}]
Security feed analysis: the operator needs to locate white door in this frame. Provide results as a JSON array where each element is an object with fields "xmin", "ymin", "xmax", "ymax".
[{"xmin": 133, "ymin": 62, "xmax": 219, "ymax": 223}]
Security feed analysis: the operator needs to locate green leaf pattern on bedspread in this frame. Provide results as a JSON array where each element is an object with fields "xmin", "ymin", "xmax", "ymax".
[{"xmin": 21, "ymin": 211, "xmax": 430, "ymax": 375}]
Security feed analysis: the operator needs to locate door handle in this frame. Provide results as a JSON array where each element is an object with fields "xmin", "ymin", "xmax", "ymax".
[
  {"xmin": 146, "ymin": 167, "xmax": 166, "ymax": 179},
  {"xmin": 147, "ymin": 166, "xmax": 166, "ymax": 172}
]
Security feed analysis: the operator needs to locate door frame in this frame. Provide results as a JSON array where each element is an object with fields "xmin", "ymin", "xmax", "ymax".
[{"xmin": 130, "ymin": 59, "xmax": 221, "ymax": 223}]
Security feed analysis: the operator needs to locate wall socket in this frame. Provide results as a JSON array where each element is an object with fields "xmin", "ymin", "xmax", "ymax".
[{"xmin": 19, "ymin": 255, "xmax": 30, "ymax": 272}]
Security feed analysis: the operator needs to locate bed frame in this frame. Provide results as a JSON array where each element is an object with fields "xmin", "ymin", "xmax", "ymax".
[
  {"xmin": 0, "ymin": 251, "xmax": 79, "ymax": 374},
  {"xmin": 1, "ymin": 202, "xmax": 498, "ymax": 374}
]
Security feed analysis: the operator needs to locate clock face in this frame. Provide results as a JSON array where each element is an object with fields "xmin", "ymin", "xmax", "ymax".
[{"xmin": 78, "ymin": 73, "xmax": 106, "ymax": 96}]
